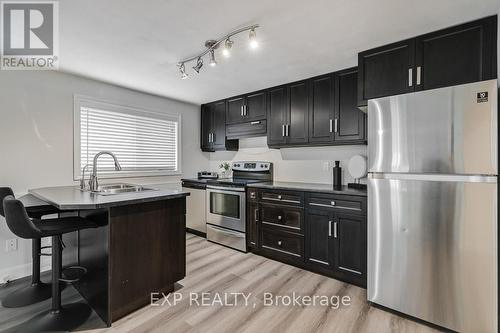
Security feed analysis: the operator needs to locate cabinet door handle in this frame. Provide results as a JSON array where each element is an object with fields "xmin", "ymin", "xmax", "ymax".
[
  {"xmin": 277, "ymin": 195, "xmax": 282, "ymax": 200},
  {"xmin": 277, "ymin": 240, "xmax": 282, "ymax": 246},
  {"xmin": 334, "ymin": 119, "xmax": 338, "ymax": 133},
  {"xmin": 255, "ymin": 208, "xmax": 259, "ymax": 221},
  {"xmin": 334, "ymin": 221, "xmax": 338, "ymax": 238},
  {"xmin": 416, "ymin": 66, "xmax": 421, "ymax": 85},
  {"xmin": 408, "ymin": 68, "xmax": 413, "ymax": 87},
  {"xmin": 286, "ymin": 124, "xmax": 289, "ymax": 137},
  {"xmin": 241, "ymin": 105, "xmax": 244, "ymax": 116},
  {"xmin": 277, "ymin": 215, "xmax": 282, "ymax": 220},
  {"xmin": 329, "ymin": 119, "xmax": 333, "ymax": 133},
  {"xmin": 282, "ymin": 124, "xmax": 285, "ymax": 137},
  {"xmin": 244, "ymin": 105, "xmax": 248, "ymax": 116},
  {"xmin": 211, "ymin": 133, "xmax": 215, "ymax": 142},
  {"xmin": 331, "ymin": 201, "xmax": 336, "ymax": 206},
  {"xmin": 208, "ymin": 133, "xmax": 212, "ymax": 143},
  {"xmin": 251, "ymin": 121, "xmax": 261, "ymax": 125},
  {"xmin": 328, "ymin": 220, "xmax": 332, "ymax": 237}
]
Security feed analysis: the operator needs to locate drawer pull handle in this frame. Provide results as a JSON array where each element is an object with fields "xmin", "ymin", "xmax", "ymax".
[
  {"xmin": 277, "ymin": 215, "xmax": 282, "ymax": 220},
  {"xmin": 250, "ymin": 192, "xmax": 256, "ymax": 199},
  {"xmin": 277, "ymin": 240, "xmax": 282, "ymax": 246}
]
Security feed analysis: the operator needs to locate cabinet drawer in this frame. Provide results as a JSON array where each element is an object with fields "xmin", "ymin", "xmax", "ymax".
[
  {"xmin": 306, "ymin": 193, "xmax": 366, "ymax": 215},
  {"xmin": 260, "ymin": 190, "xmax": 304, "ymax": 206},
  {"xmin": 261, "ymin": 228, "xmax": 303, "ymax": 259},
  {"xmin": 261, "ymin": 204, "xmax": 303, "ymax": 233}
]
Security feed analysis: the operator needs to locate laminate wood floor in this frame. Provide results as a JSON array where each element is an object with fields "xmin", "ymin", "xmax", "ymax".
[
  {"xmin": 84, "ymin": 234, "xmax": 443, "ymax": 333},
  {"xmin": 0, "ymin": 234, "xmax": 444, "ymax": 333}
]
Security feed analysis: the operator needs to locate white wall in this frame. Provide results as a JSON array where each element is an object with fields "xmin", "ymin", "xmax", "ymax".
[
  {"xmin": 208, "ymin": 137, "xmax": 367, "ymax": 185},
  {"xmin": 0, "ymin": 70, "xmax": 209, "ymax": 282}
]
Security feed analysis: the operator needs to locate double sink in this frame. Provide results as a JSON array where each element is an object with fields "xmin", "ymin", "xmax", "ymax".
[{"xmin": 83, "ymin": 183, "xmax": 156, "ymax": 196}]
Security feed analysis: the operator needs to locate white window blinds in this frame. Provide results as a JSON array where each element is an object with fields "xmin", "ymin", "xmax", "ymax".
[{"xmin": 75, "ymin": 97, "xmax": 180, "ymax": 178}]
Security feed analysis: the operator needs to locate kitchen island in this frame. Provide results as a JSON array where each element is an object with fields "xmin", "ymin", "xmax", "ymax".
[{"xmin": 29, "ymin": 185, "xmax": 189, "ymax": 326}]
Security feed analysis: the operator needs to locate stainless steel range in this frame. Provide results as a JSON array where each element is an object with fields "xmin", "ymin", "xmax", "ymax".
[{"xmin": 206, "ymin": 161, "xmax": 273, "ymax": 252}]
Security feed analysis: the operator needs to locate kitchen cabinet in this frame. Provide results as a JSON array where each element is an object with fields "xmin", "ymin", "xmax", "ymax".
[
  {"xmin": 247, "ymin": 201, "xmax": 259, "ymax": 250},
  {"xmin": 358, "ymin": 16, "xmax": 497, "ymax": 106},
  {"xmin": 200, "ymin": 100, "xmax": 238, "ymax": 152},
  {"xmin": 227, "ymin": 91, "xmax": 267, "ymax": 124},
  {"xmin": 267, "ymin": 81, "xmax": 309, "ymax": 147},
  {"xmin": 415, "ymin": 16, "xmax": 497, "ymax": 91},
  {"xmin": 248, "ymin": 186, "xmax": 367, "ymax": 287},
  {"xmin": 358, "ymin": 39, "xmax": 415, "ymax": 106},
  {"xmin": 267, "ymin": 86, "xmax": 288, "ymax": 146},
  {"xmin": 332, "ymin": 212, "xmax": 366, "ymax": 287},
  {"xmin": 309, "ymin": 74, "xmax": 335, "ymax": 144},
  {"xmin": 334, "ymin": 68, "xmax": 366, "ymax": 143},
  {"xmin": 305, "ymin": 209, "xmax": 333, "ymax": 270}
]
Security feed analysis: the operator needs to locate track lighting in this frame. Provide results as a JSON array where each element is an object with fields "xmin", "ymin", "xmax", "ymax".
[
  {"xmin": 179, "ymin": 63, "xmax": 188, "ymax": 79},
  {"xmin": 177, "ymin": 24, "xmax": 259, "ymax": 78},
  {"xmin": 209, "ymin": 49, "xmax": 217, "ymax": 67},
  {"xmin": 249, "ymin": 28, "xmax": 258, "ymax": 49},
  {"xmin": 222, "ymin": 38, "xmax": 233, "ymax": 57},
  {"xmin": 193, "ymin": 57, "xmax": 203, "ymax": 73}
]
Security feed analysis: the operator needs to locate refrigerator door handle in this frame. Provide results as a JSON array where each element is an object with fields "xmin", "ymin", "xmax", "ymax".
[{"xmin": 368, "ymin": 172, "xmax": 497, "ymax": 183}]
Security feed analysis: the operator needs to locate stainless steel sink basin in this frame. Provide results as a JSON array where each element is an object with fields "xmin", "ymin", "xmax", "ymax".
[{"xmin": 83, "ymin": 183, "xmax": 156, "ymax": 195}]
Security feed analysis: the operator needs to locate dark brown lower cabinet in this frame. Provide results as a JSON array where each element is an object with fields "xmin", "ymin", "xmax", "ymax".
[
  {"xmin": 249, "ymin": 188, "xmax": 367, "ymax": 288},
  {"xmin": 247, "ymin": 202, "xmax": 259, "ymax": 250}
]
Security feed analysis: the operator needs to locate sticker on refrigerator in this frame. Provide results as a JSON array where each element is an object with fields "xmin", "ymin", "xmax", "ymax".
[{"xmin": 477, "ymin": 92, "xmax": 488, "ymax": 103}]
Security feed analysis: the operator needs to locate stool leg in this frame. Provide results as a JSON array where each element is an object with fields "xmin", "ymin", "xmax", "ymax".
[
  {"xmin": 51, "ymin": 235, "xmax": 62, "ymax": 313},
  {"xmin": 31, "ymin": 238, "xmax": 41, "ymax": 285},
  {"xmin": 1, "ymin": 239, "xmax": 52, "ymax": 308}
]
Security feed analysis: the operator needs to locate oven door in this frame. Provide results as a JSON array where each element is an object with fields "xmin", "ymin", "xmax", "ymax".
[{"xmin": 206, "ymin": 186, "xmax": 246, "ymax": 232}]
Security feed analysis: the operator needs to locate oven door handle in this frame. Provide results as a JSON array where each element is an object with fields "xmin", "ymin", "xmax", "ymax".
[{"xmin": 207, "ymin": 185, "xmax": 246, "ymax": 192}]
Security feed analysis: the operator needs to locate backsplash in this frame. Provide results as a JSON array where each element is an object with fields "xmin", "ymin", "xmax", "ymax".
[{"xmin": 208, "ymin": 136, "xmax": 367, "ymax": 185}]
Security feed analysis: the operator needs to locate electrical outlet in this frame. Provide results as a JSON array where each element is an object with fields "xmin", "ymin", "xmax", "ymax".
[
  {"xmin": 322, "ymin": 162, "xmax": 329, "ymax": 171},
  {"xmin": 5, "ymin": 239, "xmax": 17, "ymax": 252}
]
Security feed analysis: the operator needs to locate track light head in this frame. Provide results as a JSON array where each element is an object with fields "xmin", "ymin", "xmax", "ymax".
[
  {"xmin": 209, "ymin": 49, "xmax": 217, "ymax": 67},
  {"xmin": 222, "ymin": 38, "xmax": 233, "ymax": 58},
  {"xmin": 179, "ymin": 63, "xmax": 188, "ymax": 79},
  {"xmin": 192, "ymin": 57, "xmax": 203, "ymax": 73},
  {"xmin": 249, "ymin": 28, "xmax": 258, "ymax": 49}
]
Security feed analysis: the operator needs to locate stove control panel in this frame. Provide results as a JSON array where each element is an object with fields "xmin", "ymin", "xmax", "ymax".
[{"xmin": 232, "ymin": 161, "xmax": 272, "ymax": 172}]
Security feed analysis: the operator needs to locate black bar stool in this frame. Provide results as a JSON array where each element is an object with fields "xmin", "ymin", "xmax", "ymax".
[
  {"xmin": 0, "ymin": 187, "xmax": 63, "ymax": 308},
  {"xmin": 3, "ymin": 195, "xmax": 98, "ymax": 332}
]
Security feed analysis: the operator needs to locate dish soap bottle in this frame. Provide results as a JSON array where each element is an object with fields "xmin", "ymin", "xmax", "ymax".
[{"xmin": 333, "ymin": 161, "xmax": 342, "ymax": 190}]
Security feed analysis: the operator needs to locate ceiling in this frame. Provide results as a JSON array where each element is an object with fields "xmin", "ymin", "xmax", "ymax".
[{"xmin": 59, "ymin": 0, "xmax": 499, "ymax": 105}]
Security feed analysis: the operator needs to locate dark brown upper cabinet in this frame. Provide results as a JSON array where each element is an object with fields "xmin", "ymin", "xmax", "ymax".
[
  {"xmin": 358, "ymin": 15, "xmax": 497, "ymax": 106},
  {"xmin": 308, "ymin": 69, "xmax": 366, "ymax": 146},
  {"xmin": 309, "ymin": 74, "xmax": 335, "ymax": 144},
  {"xmin": 267, "ymin": 86, "xmax": 288, "ymax": 146},
  {"xmin": 226, "ymin": 91, "xmax": 267, "ymax": 124},
  {"xmin": 358, "ymin": 39, "xmax": 415, "ymax": 106},
  {"xmin": 415, "ymin": 16, "xmax": 497, "ymax": 91},
  {"xmin": 334, "ymin": 68, "xmax": 366, "ymax": 143},
  {"xmin": 200, "ymin": 100, "xmax": 238, "ymax": 152},
  {"xmin": 267, "ymin": 81, "xmax": 309, "ymax": 147}
]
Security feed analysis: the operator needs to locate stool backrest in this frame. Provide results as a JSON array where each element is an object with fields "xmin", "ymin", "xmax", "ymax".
[
  {"xmin": 0, "ymin": 187, "xmax": 14, "ymax": 217},
  {"xmin": 3, "ymin": 196, "xmax": 42, "ymax": 239}
]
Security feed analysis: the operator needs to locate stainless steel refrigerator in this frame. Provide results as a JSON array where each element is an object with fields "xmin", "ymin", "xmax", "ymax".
[{"xmin": 367, "ymin": 80, "xmax": 498, "ymax": 333}]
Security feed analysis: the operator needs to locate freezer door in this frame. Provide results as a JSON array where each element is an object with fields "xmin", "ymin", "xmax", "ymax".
[
  {"xmin": 368, "ymin": 174, "xmax": 497, "ymax": 332},
  {"xmin": 368, "ymin": 80, "xmax": 497, "ymax": 175}
]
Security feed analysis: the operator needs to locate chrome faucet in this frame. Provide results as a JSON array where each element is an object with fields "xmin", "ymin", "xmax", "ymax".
[
  {"xmin": 89, "ymin": 151, "xmax": 122, "ymax": 192},
  {"xmin": 80, "ymin": 164, "xmax": 91, "ymax": 190}
]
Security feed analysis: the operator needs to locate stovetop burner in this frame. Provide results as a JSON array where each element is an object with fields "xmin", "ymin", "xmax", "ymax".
[{"xmin": 206, "ymin": 161, "xmax": 273, "ymax": 189}]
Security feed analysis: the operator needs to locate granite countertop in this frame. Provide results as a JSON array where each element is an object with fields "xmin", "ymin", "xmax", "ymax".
[
  {"xmin": 29, "ymin": 184, "xmax": 190, "ymax": 210},
  {"xmin": 247, "ymin": 181, "xmax": 367, "ymax": 197}
]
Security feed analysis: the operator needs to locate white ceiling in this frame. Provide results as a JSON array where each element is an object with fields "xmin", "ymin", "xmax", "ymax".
[{"xmin": 59, "ymin": 0, "xmax": 499, "ymax": 105}]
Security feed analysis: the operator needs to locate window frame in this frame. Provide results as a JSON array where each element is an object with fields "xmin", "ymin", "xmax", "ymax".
[{"xmin": 73, "ymin": 94, "xmax": 182, "ymax": 180}]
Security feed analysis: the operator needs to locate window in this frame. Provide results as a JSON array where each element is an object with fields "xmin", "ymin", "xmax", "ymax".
[{"xmin": 74, "ymin": 95, "xmax": 181, "ymax": 179}]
